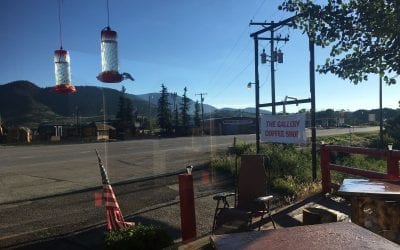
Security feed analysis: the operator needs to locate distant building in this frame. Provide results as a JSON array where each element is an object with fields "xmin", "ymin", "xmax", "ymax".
[
  {"xmin": 204, "ymin": 117, "xmax": 256, "ymax": 135},
  {"xmin": 37, "ymin": 124, "xmax": 75, "ymax": 141},
  {"xmin": 6, "ymin": 127, "xmax": 32, "ymax": 143},
  {"xmin": 82, "ymin": 122, "xmax": 116, "ymax": 141}
]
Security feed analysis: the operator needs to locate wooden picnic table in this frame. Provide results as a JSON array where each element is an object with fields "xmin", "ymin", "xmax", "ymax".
[
  {"xmin": 211, "ymin": 222, "xmax": 399, "ymax": 250},
  {"xmin": 338, "ymin": 178, "xmax": 400, "ymax": 244}
]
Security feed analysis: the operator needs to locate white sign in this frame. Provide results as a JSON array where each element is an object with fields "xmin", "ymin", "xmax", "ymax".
[
  {"xmin": 260, "ymin": 113, "xmax": 307, "ymax": 144},
  {"xmin": 368, "ymin": 114, "xmax": 376, "ymax": 122}
]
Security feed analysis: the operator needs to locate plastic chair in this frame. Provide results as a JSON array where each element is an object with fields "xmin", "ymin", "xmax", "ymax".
[{"xmin": 212, "ymin": 155, "xmax": 276, "ymax": 233}]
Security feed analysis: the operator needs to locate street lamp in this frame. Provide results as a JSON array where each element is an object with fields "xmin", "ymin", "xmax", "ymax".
[{"xmin": 247, "ymin": 82, "xmax": 255, "ymax": 89}]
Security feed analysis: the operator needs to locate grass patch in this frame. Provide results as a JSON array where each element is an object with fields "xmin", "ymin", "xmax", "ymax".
[
  {"xmin": 330, "ymin": 153, "xmax": 386, "ymax": 184},
  {"xmin": 318, "ymin": 132, "xmax": 379, "ymax": 147},
  {"xmin": 212, "ymin": 132, "xmax": 383, "ymax": 200}
]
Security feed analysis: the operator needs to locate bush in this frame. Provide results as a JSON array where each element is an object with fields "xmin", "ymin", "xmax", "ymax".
[
  {"xmin": 260, "ymin": 144, "xmax": 313, "ymax": 181},
  {"xmin": 105, "ymin": 224, "xmax": 173, "ymax": 250},
  {"xmin": 211, "ymin": 153, "xmax": 237, "ymax": 174}
]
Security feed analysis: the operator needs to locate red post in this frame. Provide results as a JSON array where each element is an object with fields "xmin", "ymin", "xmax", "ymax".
[
  {"xmin": 178, "ymin": 174, "xmax": 196, "ymax": 242},
  {"xmin": 321, "ymin": 144, "xmax": 331, "ymax": 193},
  {"xmin": 386, "ymin": 150, "xmax": 400, "ymax": 180}
]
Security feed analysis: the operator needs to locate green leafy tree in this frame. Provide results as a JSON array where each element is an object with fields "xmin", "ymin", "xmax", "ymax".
[
  {"xmin": 279, "ymin": 0, "xmax": 399, "ymax": 84},
  {"xmin": 157, "ymin": 84, "xmax": 172, "ymax": 134},
  {"xmin": 194, "ymin": 100, "xmax": 201, "ymax": 127},
  {"xmin": 180, "ymin": 87, "xmax": 190, "ymax": 134}
]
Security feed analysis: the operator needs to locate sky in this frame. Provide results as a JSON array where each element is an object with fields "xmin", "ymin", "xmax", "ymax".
[{"xmin": 0, "ymin": 0, "xmax": 399, "ymax": 113}]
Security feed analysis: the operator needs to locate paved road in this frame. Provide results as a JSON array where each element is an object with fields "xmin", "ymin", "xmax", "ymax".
[
  {"xmin": 0, "ymin": 126, "xmax": 378, "ymax": 204},
  {"xmin": 307, "ymin": 126, "xmax": 379, "ymax": 137},
  {"xmin": 0, "ymin": 134, "xmax": 253, "ymax": 204}
]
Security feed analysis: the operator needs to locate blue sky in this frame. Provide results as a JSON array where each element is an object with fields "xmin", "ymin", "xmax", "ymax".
[{"xmin": 1, "ymin": 0, "xmax": 399, "ymax": 112}]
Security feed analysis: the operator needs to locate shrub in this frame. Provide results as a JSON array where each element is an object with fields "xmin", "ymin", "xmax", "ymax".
[
  {"xmin": 105, "ymin": 224, "xmax": 173, "ymax": 250},
  {"xmin": 260, "ymin": 144, "xmax": 313, "ymax": 181},
  {"xmin": 211, "ymin": 153, "xmax": 237, "ymax": 174}
]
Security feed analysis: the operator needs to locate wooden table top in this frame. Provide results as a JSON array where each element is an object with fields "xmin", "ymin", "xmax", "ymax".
[
  {"xmin": 338, "ymin": 178, "xmax": 400, "ymax": 199},
  {"xmin": 211, "ymin": 222, "xmax": 399, "ymax": 250}
]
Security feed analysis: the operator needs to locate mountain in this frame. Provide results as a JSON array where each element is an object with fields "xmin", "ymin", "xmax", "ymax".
[
  {"xmin": 136, "ymin": 93, "xmax": 217, "ymax": 114},
  {"xmin": 0, "ymin": 81, "xmax": 218, "ymax": 127},
  {"xmin": 0, "ymin": 81, "xmax": 151, "ymax": 127}
]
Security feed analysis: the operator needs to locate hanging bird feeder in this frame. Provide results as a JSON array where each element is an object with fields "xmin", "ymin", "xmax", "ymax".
[
  {"xmin": 97, "ymin": 0, "xmax": 134, "ymax": 83},
  {"xmin": 52, "ymin": 48, "xmax": 76, "ymax": 94},
  {"xmin": 97, "ymin": 27, "xmax": 134, "ymax": 83},
  {"xmin": 52, "ymin": 0, "xmax": 76, "ymax": 94},
  {"xmin": 97, "ymin": 27, "xmax": 123, "ymax": 83}
]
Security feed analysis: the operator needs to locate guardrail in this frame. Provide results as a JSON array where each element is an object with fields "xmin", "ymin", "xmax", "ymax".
[{"xmin": 321, "ymin": 144, "xmax": 400, "ymax": 193}]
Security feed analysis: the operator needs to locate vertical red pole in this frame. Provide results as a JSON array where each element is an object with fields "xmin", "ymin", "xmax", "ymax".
[
  {"xmin": 179, "ymin": 174, "xmax": 196, "ymax": 242},
  {"xmin": 386, "ymin": 150, "xmax": 400, "ymax": 180},
  {"xmin": 321, "ymin": 144, "xmax": 331, "ymax": 193}
]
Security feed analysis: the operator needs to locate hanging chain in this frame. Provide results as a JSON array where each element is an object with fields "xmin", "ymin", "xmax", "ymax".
[
  {"xmin": 106, "ymin": 0, "xmax": 110, "ymax": 28},
  {"xmin": 58, "ymin": 0, "xmax": 63, "ymax": 49}
]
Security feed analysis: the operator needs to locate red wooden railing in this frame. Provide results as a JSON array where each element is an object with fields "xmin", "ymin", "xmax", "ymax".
[{"xmin": 321, "ymin": 144, "xmax": 400, "ymax": 193}]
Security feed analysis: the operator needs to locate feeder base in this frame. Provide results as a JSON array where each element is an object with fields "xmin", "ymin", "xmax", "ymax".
[
  {"xmin": 52, "ymin": 84, "xmax": 77, "ymax": 94},
  {"xmin": 97, "ymin": 71, "xmax": 123, "ymax": 83}
]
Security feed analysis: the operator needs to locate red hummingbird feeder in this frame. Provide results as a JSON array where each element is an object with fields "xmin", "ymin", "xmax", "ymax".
[
  {"xmin": 97, "ymin": 27, "xmax": 123, "ymax": 83},
  {"xmin": 97, "ymin": 0, "xmax": 134, "ymax": 83},
  {"xmin": 51, "ymin": 0, "xmax": 76, "ymax": 94},
  {"xmin": 52, "ymin": 48, "xmax": 76, "ymax": 94}
]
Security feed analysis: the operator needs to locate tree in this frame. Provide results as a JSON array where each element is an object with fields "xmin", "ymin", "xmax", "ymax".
[
  {"xmin": 116, "ymin": 86, "xmax": 127, "ymax": 122},
  {"xmin": 116, "ymin": 86, "xmax": 134, "ymax": 136},
  {"xmin": 193, "ymin": 100, "xmax": 201, "ymax": 127},
  {"xmin": 180, "ymin": 87, "xmax": 190, "ymax": 134},
  {"xmin": 279, "ymin": 0, "xmax": 400, "ymax": 84},
  {"xmin": 157, "ymin": 84, "xmax": 172, "ymax": 134},
  {"xmin": 173, "ymin": 105, "xmax": 179, "ymax": 130},
  {"xmin": 384, "ymin": 114, "xmax": 400, "ymax": 148}
]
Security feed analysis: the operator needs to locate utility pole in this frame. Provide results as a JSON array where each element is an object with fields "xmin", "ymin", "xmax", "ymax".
[
  {"xmin": 270, "ymin": 21, "xmax": 276, "ymax": 115},
  {"xmin": 75, "ymin": 106, "xmax": 80, "ymax": 136},
  {"xmin": 379, "ymin": 59, "xmax": 384, "ymax": 148},
  {"xmin": 309, "ymin": 36, "xmax": 317, "ymax": 181},
  {"xmin": 195, "ymin": 93, "xmax": 207, "ymax": 135},
  {"xmin": 254, "ymin": 35, "xmax": 260, "ymax": 154},
  {"xmin": 250, "ymin": 22, "xmax": 289, "ymax": 115},
  {"xmin": 148, "ymin": 95, "xmax": 153, "ymax": 131}
]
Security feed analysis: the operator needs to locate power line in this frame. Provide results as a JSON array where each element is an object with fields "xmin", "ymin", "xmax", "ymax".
[
  {"xmin": 207, "ymin": 0, "xmax": 271, "ymax": 91},
  {"xmin": 207, "ymin": 25, "xmax": 250, "ymax": 88},
  {"xmin": 209, "ymin": 40, "xmax": 253, "ymax": 92},
  {"xmin": 209, "ymin": 59, "xmax": 253, "ymax": 101}
]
